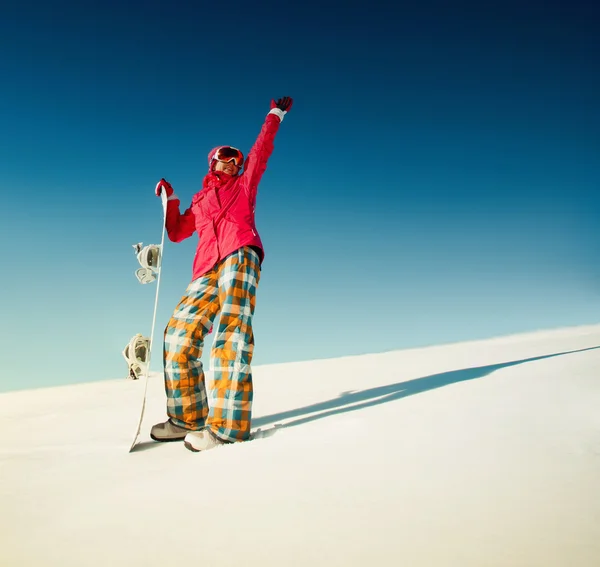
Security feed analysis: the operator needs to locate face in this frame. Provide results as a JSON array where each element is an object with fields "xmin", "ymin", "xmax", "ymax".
[{"xmin": 213, "ymin": 160, "xmax": 240, "ymax": 176}]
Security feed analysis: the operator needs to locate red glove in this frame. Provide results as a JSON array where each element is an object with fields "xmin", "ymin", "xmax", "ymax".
[
  {"xmin": 155, "ymin": 178, "xmax": 174, "ymax": 198},
  {"xmin": 271, "ymin": 96, "xmax": 293, "ymax": 113}
]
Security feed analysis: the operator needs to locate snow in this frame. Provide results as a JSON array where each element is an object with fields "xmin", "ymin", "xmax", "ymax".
[{"xmin": 1, "ymin": 325, "xmax": 599, "ymax": 566}]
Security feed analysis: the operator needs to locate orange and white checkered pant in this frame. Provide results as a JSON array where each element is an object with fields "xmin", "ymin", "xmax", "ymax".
[{"xmin": 163, "ymin": 246, "xmax": 261, "ymax": 442}]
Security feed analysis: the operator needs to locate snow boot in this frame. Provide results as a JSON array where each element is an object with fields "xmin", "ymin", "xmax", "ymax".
[
  {"xmin": 150, "ymin": 419, "xmax": 189, "ymax": 442},
  {"xmin": 184, "ymin": 428, "xmax": 228, "ymax": 452}
]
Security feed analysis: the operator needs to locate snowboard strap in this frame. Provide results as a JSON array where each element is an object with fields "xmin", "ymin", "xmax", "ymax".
[
  {"xmin": 122, "ymin": 333, "xmax": 150, "ymax": 380},
  {"xmin": 133, "ymin": 243, "xmax": 162, "ymax": 283}
]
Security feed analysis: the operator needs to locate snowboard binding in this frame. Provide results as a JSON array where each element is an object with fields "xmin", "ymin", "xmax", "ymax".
[
  {"xmin": 133, "ymin": 242, "xmax": 162, "ymax": 284},
  {"xmin": 122, "ymin": 333, "xmax": 151, "ymax": 380}
]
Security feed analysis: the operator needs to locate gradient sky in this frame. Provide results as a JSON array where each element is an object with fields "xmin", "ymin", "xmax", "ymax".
[{"xmin": 1, "ymin": 0, "xmax": 598, "ymax": 392}]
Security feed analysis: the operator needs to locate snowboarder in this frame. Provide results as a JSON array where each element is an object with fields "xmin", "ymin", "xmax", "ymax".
[{"xmin": 151, "ymin": 96, "xmax": 293, "ymax": 452}]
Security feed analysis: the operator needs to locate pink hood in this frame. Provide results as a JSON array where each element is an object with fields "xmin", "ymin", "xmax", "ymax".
[{"xmin": 202, "ymin": 146, "xmax": 241, "ymax": 190}]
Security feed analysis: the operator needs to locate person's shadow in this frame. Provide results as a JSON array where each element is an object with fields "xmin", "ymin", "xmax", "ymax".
[
  {"xmin": 132, "ymin": 345, "xmax": 599, "ymax": 452},
  {"xmin": 253, "ymin": 346, "xmax": 600, "ymax": 430}
]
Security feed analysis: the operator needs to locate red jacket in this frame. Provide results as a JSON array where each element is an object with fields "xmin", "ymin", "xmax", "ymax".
[{"xmin": 165, "ymin": 112, "xmax": 282, "ymax": 280}]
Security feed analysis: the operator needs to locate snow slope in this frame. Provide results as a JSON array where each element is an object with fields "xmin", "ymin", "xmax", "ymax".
[{"xmin": 1, "ymin": 325, "xmax": 599, "ymax": 567}]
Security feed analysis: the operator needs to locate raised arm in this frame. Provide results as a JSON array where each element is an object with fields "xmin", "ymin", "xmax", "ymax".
[
  {"xmin": 242, "ymin": 97, "xmax": 293, "ymax": 197},
  {"xmin": 155, "ymin": 179, "xmax": 195, "ymax": 242}
]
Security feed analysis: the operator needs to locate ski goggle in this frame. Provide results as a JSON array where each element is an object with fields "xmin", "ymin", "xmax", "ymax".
[{"xmin": 212, "ymin": 146, "xmax": 244, "ymax": 167}]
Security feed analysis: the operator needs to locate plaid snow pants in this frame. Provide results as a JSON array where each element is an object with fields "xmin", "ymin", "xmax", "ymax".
[{"xmin": 163, "ymin": 246, "xmax": 261, "ymax": 442}]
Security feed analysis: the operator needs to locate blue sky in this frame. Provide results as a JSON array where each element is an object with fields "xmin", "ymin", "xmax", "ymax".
[{"xmin": 1, "ymin": 0, "xmax": 598, "ymax": 392}]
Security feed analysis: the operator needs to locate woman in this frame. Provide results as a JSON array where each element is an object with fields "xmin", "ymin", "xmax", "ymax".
[{"xmin": 150, "ymin": 96, "xmax": 293, "ymax": 452}]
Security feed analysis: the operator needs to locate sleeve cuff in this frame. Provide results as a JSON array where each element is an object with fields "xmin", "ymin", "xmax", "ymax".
[
  {"xmin": 268, "ymin": 108, "xmax": 286, "ymax": 122},
  {"xmin": 167, "ymin": 193, "xmax": 179, "ymax": 202}
]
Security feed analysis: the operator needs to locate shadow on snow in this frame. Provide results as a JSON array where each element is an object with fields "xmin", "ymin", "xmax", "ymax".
[
  {"xmin": 133, "ymin": 346, "xmax": 599, "ymax": 452},
  {"xmin": 253, "ymin": 346, "xmax": 600, "ymax": 430}
]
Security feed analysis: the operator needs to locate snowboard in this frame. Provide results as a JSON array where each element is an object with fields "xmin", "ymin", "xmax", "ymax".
[{"xmin": 129, "ymin": 189, "xmax": 169, "ymax": 452}]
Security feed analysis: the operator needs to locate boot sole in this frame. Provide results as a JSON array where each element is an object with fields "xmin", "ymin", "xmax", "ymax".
[
  {"xmin": 184, "ymin": 441, "xmax": 201, "ymax": 452},
  {"xmin": 150, "ymin": 434, "xmax": 187, "ymax": 442}
]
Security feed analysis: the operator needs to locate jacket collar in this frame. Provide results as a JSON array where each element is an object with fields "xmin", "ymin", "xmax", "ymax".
[{"xmin": 202, "ymin": 171, "xmax": 235, "ymax": 191}]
